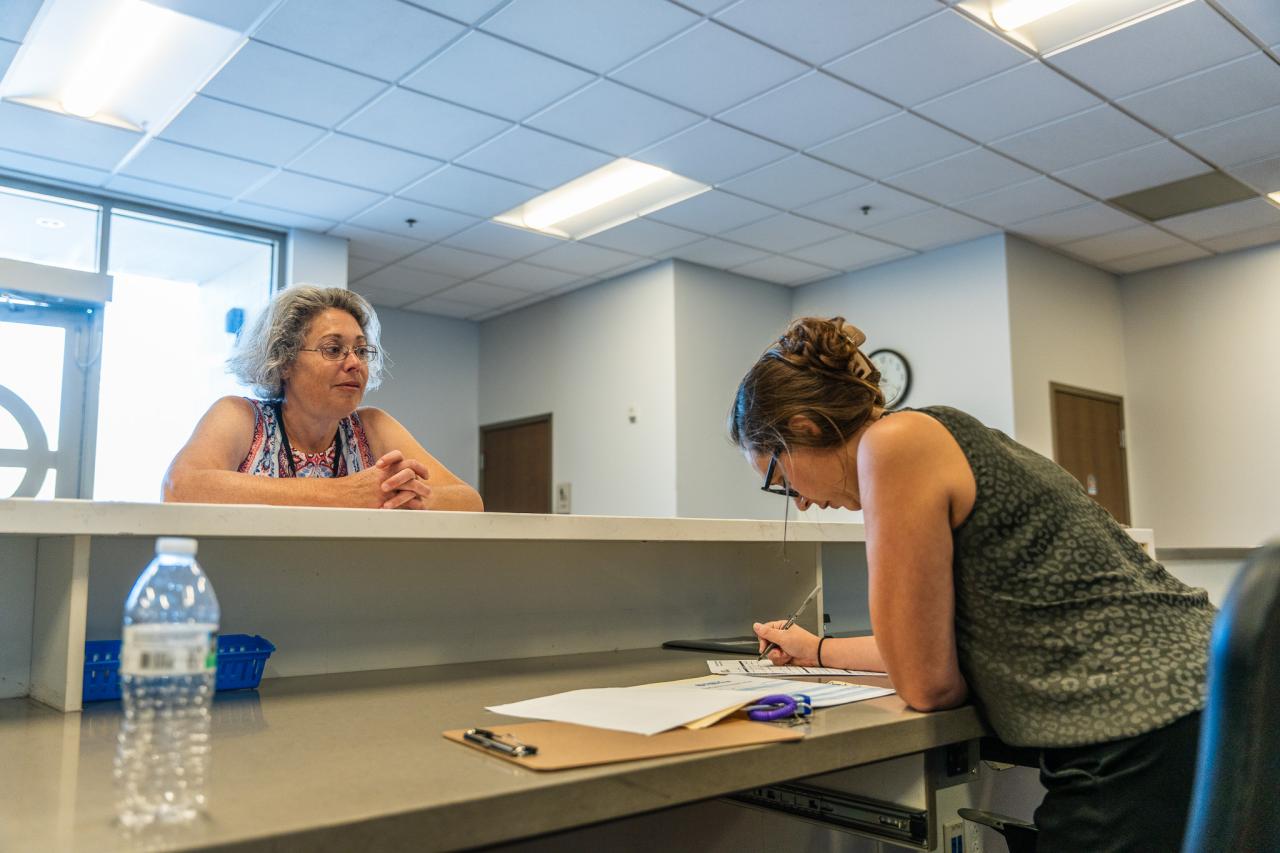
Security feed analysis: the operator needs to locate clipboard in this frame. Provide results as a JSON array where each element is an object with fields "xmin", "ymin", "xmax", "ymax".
[{"xmin": 443, "ymin": 718, "xmax": 803, "ymax": 771}]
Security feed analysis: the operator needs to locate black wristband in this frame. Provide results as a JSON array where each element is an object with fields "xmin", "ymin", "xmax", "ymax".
[{"xmin": 817, "ymin": 636, "xmax": 828, "ymax": 668}]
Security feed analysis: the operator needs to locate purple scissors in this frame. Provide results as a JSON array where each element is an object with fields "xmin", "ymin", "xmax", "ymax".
[{"xmin": 744, "ymin": 693, "xmax": 812, "ymax": 722}]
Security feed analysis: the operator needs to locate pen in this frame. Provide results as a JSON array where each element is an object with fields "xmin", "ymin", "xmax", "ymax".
[
  {"xmin": 463, "ymin": 727, "xmax": 538, "ymax": 757},
  {"xmin": 758, "ymin": 583, "xmax": 822, "ymax": 661}
]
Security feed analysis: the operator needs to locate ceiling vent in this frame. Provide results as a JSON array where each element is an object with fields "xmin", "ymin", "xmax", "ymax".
[{"xmin": 1108, "ymin": 171, "xmax": 1258, "ymax": 222}]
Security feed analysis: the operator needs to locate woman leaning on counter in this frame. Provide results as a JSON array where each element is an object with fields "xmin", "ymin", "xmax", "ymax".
[
  {"xmin": 164, "ymin": 286, "xmax": 482, "ymax": 511},
  {"xmin": 734, "ymin": 316, "xmax": 1215, "ymax": 853}
]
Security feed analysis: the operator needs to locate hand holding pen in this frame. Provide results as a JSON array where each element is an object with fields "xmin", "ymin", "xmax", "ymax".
[{"xmin": 755, "ymin": 583, "xmax": 822, "ymax": 662}]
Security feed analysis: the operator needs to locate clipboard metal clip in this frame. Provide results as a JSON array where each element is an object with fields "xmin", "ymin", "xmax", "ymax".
[{"xmin": 464, "ymin": 727, "xmax": 538, "ymax": 758}]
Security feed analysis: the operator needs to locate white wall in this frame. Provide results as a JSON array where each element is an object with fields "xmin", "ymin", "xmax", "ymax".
[
  {"xmin": 364, "ymin": 307, "xmax": 480, "ymax": 488},
  {"xmin": 791, "ymin": 234, "xmax": 1016, "ymax": 434},
  {"xmin": 1005, "ymin": 236, "xmax": 1128, "ymax": 458},
  {"xmin": 479, "ymin": 262, "xmax": 678, "ymax": 517},
  {"xmin": 287, "ymin": 229, "xmax": 347, "ymax": 290},
  {"xmin": 673, "ymin": 261, "xmax": 792, "ymax": 520},
  {"xmin": 1121, "ymin": 243, "xmax": 1280, "ymax": 547}
]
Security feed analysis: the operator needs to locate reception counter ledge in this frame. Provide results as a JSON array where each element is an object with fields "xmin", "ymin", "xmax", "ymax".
[{"xmin": 0, "ymin": 647, "xmax": 986, "ymax": 852}]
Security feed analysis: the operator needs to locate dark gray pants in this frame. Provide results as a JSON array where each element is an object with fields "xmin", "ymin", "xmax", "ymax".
[{"xmin": 1035, "ymin": 711, "xmax": 1202, "ymax": 853}]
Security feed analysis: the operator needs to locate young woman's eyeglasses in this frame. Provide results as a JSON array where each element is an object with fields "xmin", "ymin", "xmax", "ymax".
[
  {"xmin": 300, "ymin": 344, "xmax": 378, "ymax": 362},
  {"xmin": 761, "ymin": 453, "xmax": 800, "ymax": 498}
]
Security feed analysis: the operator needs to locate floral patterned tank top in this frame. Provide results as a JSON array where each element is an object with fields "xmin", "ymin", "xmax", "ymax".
[{"xmin": 237, "ymin": 398, "xmax": 374, "ymax": 478}]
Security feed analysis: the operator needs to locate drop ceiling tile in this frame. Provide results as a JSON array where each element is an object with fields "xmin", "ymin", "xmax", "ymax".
[
  {"xmin": 795, "ymin": 182, "xmax": 935, "ymax": 229},
  {"xmin": 860, "ymin": 207, "xmax": 999, "ymax": 251},
  {"xmin": 476, "ymin": 262, "xmax": 579, "ymax": 293},
  {"xmin": 990, "ymin": 105, "xmax": 1160, "ymax": 173},
  {"xmin": 455, "ymin": 126, "xmax": 612, "ymax": 189},
  {"xmin": 1104, "ymin": 243, "xmax": 1212, "ymax": 274},
  {"xmin": 329, "ymin": 224, "xmax": 431, "ymax": 262},
  {"xmin": 288, "ymin": 134, "xmax": 441, "ymax": 194},
  {"xmin": 1175, "ymin": 104, "xmax": 1280, "ymax": 167},
  {"xmin": 341, "ymin": 87, "xmax": 510, "ymax": 160},
  {"xmin": 1228, "ymin": 154, "xmax": 1280, "ymax": 193},
  {"xmin": 524, "ymin": 241, "xmax": 642, "ymax": 275},
  {"xmin": 633, "ymin": 121, "xmax": 790, "ymax": 185},
  {"xmin": 255, "ymin": 0, "xmax": 464, "ymax": 81},
  {"xmin": 1047, "ymin": 1, "xmax": 1255, "ymax": 100},
  {"xmin": 1201, "ymin": 222, "xmax": 1280, "ymax": 253},
  {"xmin": 160, "ymin": 96, "xmax": 325, "ymax": 166},
  {"xmin": 525, "ymin": 80, "xmax": 701, "ymax": 157},
  {"xmin": 399, "ymin": 244, "xmax": 508, "ymax": 278},
  {"xmin": 714, "ymin": 0, "xmax": 940, "ymax": 65},
  {"xmin": 718, "ymin": 72, "xmax": 897, "ymax": 151},
  {"xmin": 671, "ymin": 237, "xmax": 773, "ymax": 268},
  {"xmin": 1117, "ymin": 53, "xmax": 1280, "ymax": 136},
  {"xmin": 680, "ymin": 0, "xmax": 737, "ymax": 13},
  {"xmin": 441, "ymin": 220, "xmax": 564, "ymax": 258},
  {"xmin": 731, "ymin": 254, "xmax": 835, "ymax": 285},
  {"xmin": 1158, "ymin": 196, "xmax": 1280, "ymax": 241},
  {"xmin": 348, "ymin": 256, "xmax": 383, "ymax": 280},
  {"xmin": 825, "ymin": 9, "xmax": 1027, "ymax": 106},
  {"xmin": 954, "ymin": 177, "xmax": 1092, "ymax": 225},
  {"xmin": 121, "ymin": 140, "xmax": 271, "ymax": 197},
  {"xmin": 399, "ymin": 165, "xmax": 540, "ymax": 218},
  {"xmin": 146, "ymin": 0, "xmax": 277, "ymax": 31},
  {"xmin": 0, "ymin": 101, "xmax": 140, "ymax": 171},
  {"xmin": 809, "ymin": 112, "xmax": 970, "ymax": 179},
  {"xmin": 645, "ymin": 189, "xmax": 778, "ymax": 233},
  {"xmin": 350, "ymin": 282, "xmax": 427, "ymax": 309},
  {"xmin": 0, "ymin": 37, "xmax": 18, "ymax": 79},
  {"xmin": 201, "ymin": 41, "xmax": 384, "ymax": 127},
  {"xmin": 1052, "ymin": 141, "xmax": 1211, "ymax": 198},
  {"xmin": 348, "ymin": 197, "xmax": 477, "ymax": 241},
  {"xmin": 788, "ymin": 232, "xmax": 911, "ymax": 269},
  {"xmin": 719, "ymin": 155, "xmax": 868, "ymax": 210},
  {"xmin": 1214, "ymin": 0, "xmax": 1280, "ymax": 45},
  {"xmin": 611, "ymin": 21, "xmax": 806, "ymax": 116},
  {"xmin": 1059, "ymin": 225, "xmax": 1187, "ymax": 264},
  {"xmin": 403, "ymin": 31, "xmax": 594, "ymax": 121},
  {"xmin": 0, "ymin": 147, "xmax": 110, "ymax": 188},
  {"xmin": 720, "ymin": 212, "xmax": 845, "ymax": 252},
  {"xmin": 915, "ymin": 61, "xmax": 1099, "ymax": 143},
  {"xmin": 0, "ymin": 1, "xmax": 40, "ymax": 42},
  {"xmin": 582, "ymin": 218, "xmax": 704, "ymax": 256},
  {"xmin": 433, "ymin": 280, "xmax": 529, "ymax": 308},
  {"xmin": 401, "ymin": 0, "xmax": 506, "ymax": 25},
  {"xmin": 221, "ymin": 200, "xmax": 337, "ymax": 231},
  {"xmin": 888, "ymin": 147, "xmax": 1038, "ymax": 205},
  {"xmin": 1008, "ymin": 202, "xmax": 1144, "ymax": 244},
  {"xmin": 240, "ymin": 171, "xmax": 384, "ymax": 221},
  {"xmin": 481, "ymin": 0, "xmax": 699, "ymax": 73},
  {"xmin": 359, "ymin": 263, "xmax": 459, "ymax": 296},
  {"xmin": 103, "ymin": 175, "xmax": 229, "ymax": 212},
  {"xmin": 401, "ymin": 294, "xmax": 484, "ymax": 318}
]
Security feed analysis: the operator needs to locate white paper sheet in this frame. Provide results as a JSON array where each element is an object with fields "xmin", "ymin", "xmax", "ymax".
[
  {"xmin": 688, "ymin": 674, "xmax": 894, "ymax": 708},
  {"xmin": 486, "ymin": 685, "xmax": 774, "ymax": 736},
  {"xmin": 707, "ymin": 659, "xmax": 887, "ymax": 677}
]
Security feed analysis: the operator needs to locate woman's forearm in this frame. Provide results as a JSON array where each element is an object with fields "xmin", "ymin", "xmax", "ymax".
[
  {"xmin": 164, "ymin": 469, "xmax": 355, "ymax": 507},
  {"xmin": 426, "ymin": 483, "xmax": 484, "ymax": 512},
  {"xmin": 823, "ymin": 635, "xmax": 888, "ymax": 672}
]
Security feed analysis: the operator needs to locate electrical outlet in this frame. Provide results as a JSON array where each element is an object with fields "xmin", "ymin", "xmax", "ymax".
[{"xmin": 555, "ymin": 482, "xmax": 571, "ymax": 514}]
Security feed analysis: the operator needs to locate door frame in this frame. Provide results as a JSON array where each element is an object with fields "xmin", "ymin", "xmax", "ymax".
[
  {"xmin": 1049, "ymin": 382, "xmax": 1131, "ymax": 523},
  {"xmin": 478, "ymin": 413, "xmax": 553, "ymax": 509}
]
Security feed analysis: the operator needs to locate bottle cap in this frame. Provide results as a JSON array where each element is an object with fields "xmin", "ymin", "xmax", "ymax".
[{"xmin": 155, "ymin": 537, "xmax": 198, "ymax": 556}]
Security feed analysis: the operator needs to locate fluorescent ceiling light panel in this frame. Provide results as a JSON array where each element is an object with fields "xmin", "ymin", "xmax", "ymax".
[
  {"xmin": 0, "ymin": 0, "xmax": 243, "ymax": 132},
  {"xmin": 1269, "ymin": 192, "xmax": 1280, "ymax": 206},
  {"xmin": 991, "ymin": 0, "xmax": 1081, "ymax": 30},
  {"xmin": 962, "ymin": 0, "xmax": 1187, "ymax": 54},
  {"xmin": 494, "ymin": 159, "xmax": 709, "ymax": 240}
]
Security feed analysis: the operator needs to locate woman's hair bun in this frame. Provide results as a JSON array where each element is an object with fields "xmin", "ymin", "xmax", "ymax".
[{"xmin": 775, "ymin": 317, "xmax": 876, "ymax": 383}]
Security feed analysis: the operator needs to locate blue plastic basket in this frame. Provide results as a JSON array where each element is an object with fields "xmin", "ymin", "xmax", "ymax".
[{"xmin": 82, "ymin": 634, "xmax": 276, "ymax": 702}]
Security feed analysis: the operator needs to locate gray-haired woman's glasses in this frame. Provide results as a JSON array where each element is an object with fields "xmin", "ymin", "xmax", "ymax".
[
  {"xmin": 761, "ymin": 453, "xmax": 800, "ymax": 498},
  {"xmin": 300, "ymin": 344, "xmax": 378, "ymax": 362}
]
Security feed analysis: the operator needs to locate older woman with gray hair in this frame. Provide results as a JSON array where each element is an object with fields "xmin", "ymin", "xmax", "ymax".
[{"xmin": 164, "ymin": 286, "xmax": 482, "ymax": 511}]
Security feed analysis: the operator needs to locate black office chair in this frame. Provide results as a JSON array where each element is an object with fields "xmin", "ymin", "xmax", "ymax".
[{"xmin": 961, "ymin": 543, "xmax": 1280, "ymax": 853}]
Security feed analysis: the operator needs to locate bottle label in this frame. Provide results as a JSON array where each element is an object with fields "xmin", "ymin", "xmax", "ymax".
[{"xmin": 119, "ymin": 624, "xmax": 218, "ymax": 676}]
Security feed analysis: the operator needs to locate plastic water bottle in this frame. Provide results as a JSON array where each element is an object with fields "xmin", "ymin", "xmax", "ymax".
[{"xmin": 114, "ymin": 537, "xmax": 220, "ymax": 827}]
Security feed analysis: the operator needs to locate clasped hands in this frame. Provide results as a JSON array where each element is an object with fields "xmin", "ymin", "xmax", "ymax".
[{"xmin": 368, "ymin": 450, "xmax": 432, "ymax": 510}]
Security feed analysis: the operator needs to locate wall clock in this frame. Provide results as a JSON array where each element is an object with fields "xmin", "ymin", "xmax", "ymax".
[{"xmin": 868, "ymin": 348, "xmax": 911, "ymax": 409}]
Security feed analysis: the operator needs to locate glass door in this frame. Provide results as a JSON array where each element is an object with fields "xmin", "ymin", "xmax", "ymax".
[{"xmin": 0, "ymin": 293, "xmax": 95, "ymax": 498}]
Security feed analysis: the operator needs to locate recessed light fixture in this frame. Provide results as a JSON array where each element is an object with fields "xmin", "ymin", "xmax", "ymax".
[
  {"xmin": 964, "ymin": 0, "xmax": 1189, "ymax": 54},
  {"xmin": 1268, "ymin": 191, "xmax": 1280, "ymax": 206},
  {"xmin": 494, "ymin": 159, "xmax": 709, "ymax": 240},
  {"xmin": 991, "ymin": 0, "xmax": 1081, "ymax": 30},
  {"xmin": 0, "ymin": 0, "xmax": 244, "ymax": 132},
  {"xmin": 35, "ymin": 217, "xmax": 65, "ymax": 229}
]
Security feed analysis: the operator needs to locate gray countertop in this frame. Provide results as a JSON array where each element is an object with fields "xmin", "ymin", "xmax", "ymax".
[{"xmin": 0, "ymin": 648, "xmax": 985, "ymax": 852}]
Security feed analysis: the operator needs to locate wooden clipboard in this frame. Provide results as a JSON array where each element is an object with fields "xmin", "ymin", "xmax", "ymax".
[{"xmin": 443, "ymin": 718, "xmax": 803, "ymax": 771}]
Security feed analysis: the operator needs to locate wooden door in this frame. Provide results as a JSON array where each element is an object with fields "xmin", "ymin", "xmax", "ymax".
[
  {"xmin": 1051, "ymin": 384, "xmax": 1130, "ymax": 524},
  {"xmin": 480, "ymin": 415, "xmax": 552, "ymax": 513}
]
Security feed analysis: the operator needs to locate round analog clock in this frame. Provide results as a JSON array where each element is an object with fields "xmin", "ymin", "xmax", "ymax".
[{"xmin": 868, "ymin": 348, "xmax": 911, "ymax": 409}]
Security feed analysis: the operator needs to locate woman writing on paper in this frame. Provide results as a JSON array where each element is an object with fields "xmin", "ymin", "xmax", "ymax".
[
  {"xmin": 164, "ymin": 286, "xmax": 482, "ymax": 511},
  {"xmin": 729, "ymin": 316, "xmax": 1214, "ymax": 852}
]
